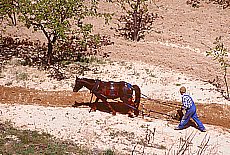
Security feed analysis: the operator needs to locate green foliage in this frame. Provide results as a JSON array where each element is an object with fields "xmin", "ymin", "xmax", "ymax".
[
  {"xmin": 17, "ymin": 0, "xmax": 87, "ymax": 64},
  {"xmin": 18, "ymin": 0, "xmax": 82, "ymax": 37},
  {"xmin": 206, "ymin": 37, "xmax": 229, "ymax": 69},
  {"xmin": 16, "ymin": 0, "xmax": 113, "ymax": 65},
  {"xmin": 103, "ymin": 149, "xmax": 115, "ymax": 155},
  {"xmin": 206, "ymin": 36, "xmax": 230, "ymax": 99},
  {"xmin": 0, "ymin": 0, "xmax": 11, "ymax": 20},
  {"xmin": 116, "ymin": 0, "xmax": 157, "ymax": 41},
  {"xmin": 16, "ymin": 72, "xmax": 28, "ymax": 81}
]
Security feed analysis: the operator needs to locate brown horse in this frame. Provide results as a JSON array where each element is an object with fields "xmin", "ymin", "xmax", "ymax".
[{"xmin": 73, "ymin": 77, "xmax": 141, "ymax": 116}]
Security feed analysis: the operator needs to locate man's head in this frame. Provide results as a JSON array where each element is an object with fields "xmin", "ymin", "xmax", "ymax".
[{"xmin": 179, "ymin": 86, "xmax": 186, "ymax": 95}]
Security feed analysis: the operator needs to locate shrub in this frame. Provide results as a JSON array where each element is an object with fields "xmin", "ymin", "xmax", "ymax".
[{"xmin": 206, "ymin": 36, "xmax": 230, "ymax": 99}]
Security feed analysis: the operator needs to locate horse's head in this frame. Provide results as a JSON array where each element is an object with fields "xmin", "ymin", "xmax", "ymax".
[{"xmin": 73, "ymin": 76, "xmax": 83, "ymax": 92}]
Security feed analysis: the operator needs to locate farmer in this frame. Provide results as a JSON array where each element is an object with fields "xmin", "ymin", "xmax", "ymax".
[{"xmin": 175, "ymin": 86, "xmax": 206, "ymax": 132}]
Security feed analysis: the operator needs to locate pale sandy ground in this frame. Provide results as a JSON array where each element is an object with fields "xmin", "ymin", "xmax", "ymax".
[
  {"xmin": 1, "ymin": 61, "xmax": 230, "ymax": 155},
  {"xmin": 0, "ymin": 104, "xmax": 230, "ymax": 155},
  {"xmin": 1, "ymin": 0, "xmax": 230, "ymax": 154}
]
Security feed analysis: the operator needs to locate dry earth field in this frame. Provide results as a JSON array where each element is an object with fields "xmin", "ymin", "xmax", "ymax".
[{"xmin": 1, "ymin": 0, "xmax": 230, "ymax": 154}]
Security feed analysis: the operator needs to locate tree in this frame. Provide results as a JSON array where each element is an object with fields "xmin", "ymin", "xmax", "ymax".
[
  {"xmin": 209, "ymin": 0, "xmax": 230, "ymax": 9},
  {"xmin": 0, "ymin": 0, "xmax": 17, "ymax": 26},
  {"xmin": 116, "ymin": 0, "xmax": 157, "ymax": 41},
  {"xmin": 186, "ymin": 0, "xmax": 230, "ymax": 9},
  {"xmin": 17, "ymin": 0, "xmax": 112, "ymax": 65},
  {"xmin": 206, "ymin": 36, "xmax": 230, "ymax": 99}
]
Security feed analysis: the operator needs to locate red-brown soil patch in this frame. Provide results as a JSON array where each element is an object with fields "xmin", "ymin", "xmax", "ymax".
[{"xmin": 1, "ymin": 86, "xmax": 229, "ymax": 129}]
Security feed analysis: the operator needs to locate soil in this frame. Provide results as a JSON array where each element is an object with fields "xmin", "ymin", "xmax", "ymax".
[{"xmin": 1, "ymin": 85, "xmax": 229, "ymax": 129}]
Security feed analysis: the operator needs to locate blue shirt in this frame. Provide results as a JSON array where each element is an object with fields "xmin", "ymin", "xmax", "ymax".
[{"xmin": 181, "ymin": 94, "xmax": 194, "ymax": 109}]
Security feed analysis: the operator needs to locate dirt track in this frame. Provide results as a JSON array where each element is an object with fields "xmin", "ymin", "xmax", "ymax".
[{"xmin": 1, "ymin": 85, "xmax": 229, "ymax": 129}]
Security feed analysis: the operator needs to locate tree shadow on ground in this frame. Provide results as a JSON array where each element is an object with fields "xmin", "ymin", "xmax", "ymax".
[{"xmin": 0, "ymin": 36, "xmax": 83, "ymax": 80}]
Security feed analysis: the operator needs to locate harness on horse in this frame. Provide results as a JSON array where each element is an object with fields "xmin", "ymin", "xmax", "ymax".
[
  {"xmin": 91, "ymin": 79, "xmax": 101, "ymax": 93},
  {"xmin": 105, "ymin": 81, "xmax": 118, "ymax": 97},
  {"xmin": 89, "ymin": 80, "xmax": 134, "ymax": 103},
  {"xmin": 123, "ymin": 82, "xmax": 133, "ymax": 98},
  {"xmin": 89, "ymin": 80, "xmax": 102, "ymax": 104}
]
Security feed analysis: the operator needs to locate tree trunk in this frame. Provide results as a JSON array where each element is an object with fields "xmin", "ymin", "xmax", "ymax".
[
  {"xmin": 133, "ymin": 0, "xmax": 140, "ymax": 41},
  {"xmin": 133, "ymin": 10, "xmax": 138, "ymax": 41},
  {"xmin": 47, "ymin": 42, "xmax": 53, "ymax": 65},
  {"xmin": 8, "ymin": 12, "xmax": 17, "ymax": 26},
  {"xmin": 47, "ymin": 35, "xmax": 57, "ymax": 65},
  {"xmin": 224, "ymin": 67, "xmax": 229, "ymax": 99}
]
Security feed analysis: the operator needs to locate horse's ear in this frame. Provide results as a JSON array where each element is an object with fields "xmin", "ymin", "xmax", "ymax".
[{"xmin": 76, "ymin": 76, "xmax": 79, "ymax": 80}]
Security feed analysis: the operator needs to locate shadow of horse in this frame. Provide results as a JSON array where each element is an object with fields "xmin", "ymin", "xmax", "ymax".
[
  {"xmin": 72, "ymin": 101, "xmax": 137, "ymax": 117},
  {"xmin": 72, "ymin": 102, "xmax": 200, "ymax": 129}
]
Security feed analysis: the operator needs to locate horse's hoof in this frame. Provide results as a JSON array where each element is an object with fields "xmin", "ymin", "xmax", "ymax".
[
  {"xmin": 112, "ymin": 111, "xmax": 116, "ymax": 116},
  {"xmin": 89, "ymin": 108, "xmax": 96, "ymax": 113},
  {"xmin": 128, "ymin": 113, "xmax": 134, "ymax": 118},
  {"xmin": 134, "ymin": 111, "xmax": 139, "ymax": 117}
]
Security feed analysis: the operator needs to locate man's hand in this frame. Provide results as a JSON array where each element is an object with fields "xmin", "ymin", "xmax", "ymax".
[
  {"xmin": 181, "ymin": 108, "xmax": 186, "ymax": 115},
  {"xmin": 180, "ymin": 107, "xmax": 186, "ymax": 114}
]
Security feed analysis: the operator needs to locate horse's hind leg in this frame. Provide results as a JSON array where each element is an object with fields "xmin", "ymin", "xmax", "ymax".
[
  {"xmin": 134, "ymin": 109, "xmax": 139, "ymax": 117},
  {"xmin": 93, "ymin": 92, "xmax": 116, "ymax": 115},
  {"xmin": 96, "ymin": 97, "xmax": 116, "ymax": 115},
  {"xmin": 97, "ymin": 96, "xmax": 116, "ymax": 115},
  {"xmin": 121, "ymin": 98, "xmax": 135, "ymax": 117},
  {"xmin": 103, "ymin": 100, "xmax": 116, "ymax": 115},
  {"xmin": 128, "ymin": 101, "xmax": 135, "ymax": 118},
  {"xmin": 89, "ymin": 98, "xmax": 99, "ymax": 113}
]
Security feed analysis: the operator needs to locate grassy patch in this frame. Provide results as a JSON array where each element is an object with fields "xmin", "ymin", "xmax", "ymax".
[
  {"xmin": 175, "ymin": 83, "xmax": 181, "ymax": 86},
  {"xmin": 0, "ymin": 121, "xmax": 118, "ymax": 155},
  {"xmin": 16, "ymin": 72, "xmax": 28, "ymax": 81}
]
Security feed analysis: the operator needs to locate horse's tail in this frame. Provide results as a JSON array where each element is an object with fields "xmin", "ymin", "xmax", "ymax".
[
  {"xmin": 132, "ymin": 85, "xmax": 141, "ymax": 107},
  {"xmin": 132, "ymin": 85, "xmax": 141, "ymax": 116}
]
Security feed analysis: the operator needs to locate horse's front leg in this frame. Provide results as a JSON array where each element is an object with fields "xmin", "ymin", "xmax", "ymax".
[{"xmin": 89, "ymin": 98, "xmax": 99, "ymax": 113}]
